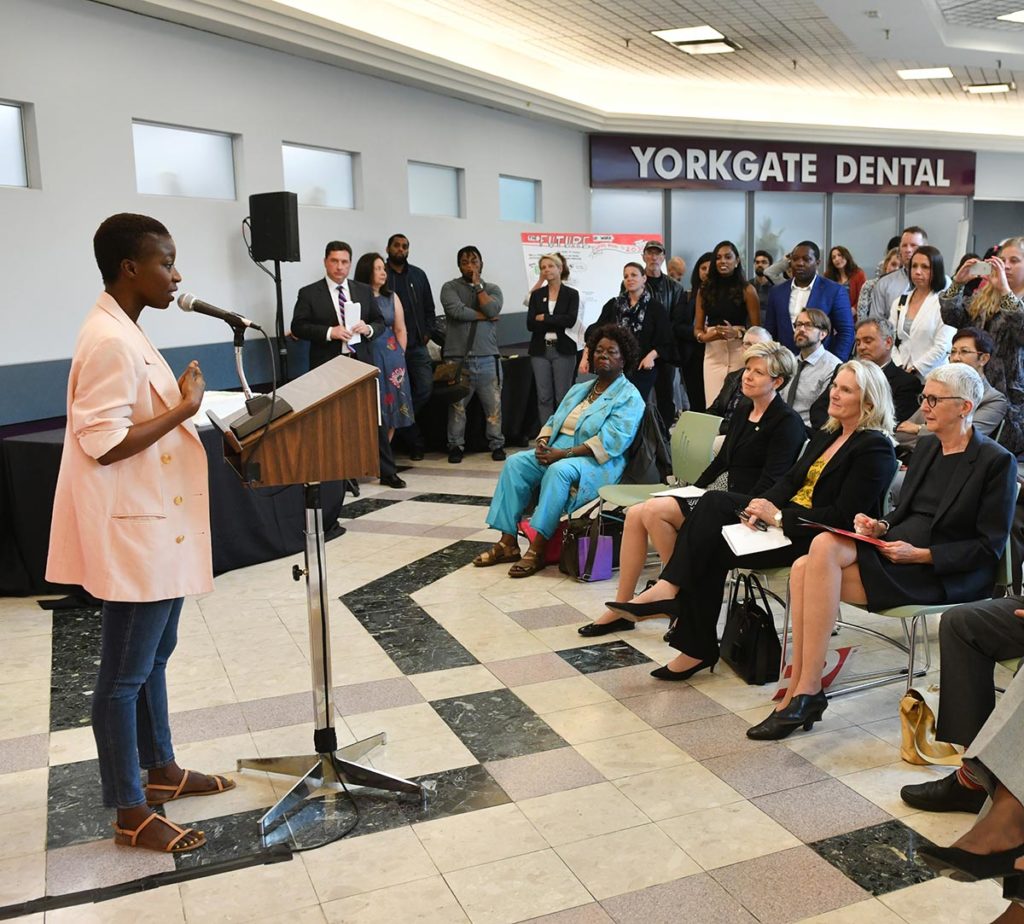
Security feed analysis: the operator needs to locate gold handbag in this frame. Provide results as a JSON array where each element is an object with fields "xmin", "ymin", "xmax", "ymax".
[{"xmin": 898, "ymin": 685, "xmax": 962, "ymax": 766}]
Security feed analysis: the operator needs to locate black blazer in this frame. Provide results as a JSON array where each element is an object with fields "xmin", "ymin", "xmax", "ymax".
[
  {"xmin": 526, "ymin": 284, "xmax": 580, "ymax": 356},
  {"xmin": 809, "ymin": 360, "xmax": 921, "ymax": 431},
  {"xmin": 696, "ymin": 394, "xmax": 806, "ymax": 496},
  {"xmin": 887, "ymin": 430, "xmax": 1016, "ymax": 601},
  {"xmin": 589, "ymin": 296, "xmax": 672, "ymax": 360},
  {"xmin": 291, "ymin": 278, "xmax": 385, "ymax": 369},
  {"xmin": 764, "ymin": 428, "xmax": 897, "ymax": 535}
]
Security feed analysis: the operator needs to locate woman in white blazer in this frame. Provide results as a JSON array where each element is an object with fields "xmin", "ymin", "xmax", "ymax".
[{"xmin": 889, "ymin": 245, "xmax": 955, "ymax": 378}]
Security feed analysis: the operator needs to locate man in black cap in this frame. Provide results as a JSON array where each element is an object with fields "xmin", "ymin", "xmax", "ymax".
[{"xmin": 641, "ymin": 240, "xmax": 685, "ymax": 428}]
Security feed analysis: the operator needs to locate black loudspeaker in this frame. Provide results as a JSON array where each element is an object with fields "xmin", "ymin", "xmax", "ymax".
[{"xmin": 249, "ymin": 191, "xmax": 300, "ymax": 262}]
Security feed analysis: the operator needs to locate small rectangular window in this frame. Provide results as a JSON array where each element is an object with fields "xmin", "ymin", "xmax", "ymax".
[
  {"xmin": 132, "ymin": 121, "xmax": 236, "ymax": 200},
  {"xmin": 0, "ymin": 103, "xmax": 28, "ymax": 188},
  {"xmin": 499, "ymin": 175, "xmax": 540, "ymax": 222},
  {"xmin": 282, "ymin": 143, "xmax": 355, "ymax": 208},
  {"xmin": 408, "ymin": 161, "xmax": 463, "ymax": 217}
]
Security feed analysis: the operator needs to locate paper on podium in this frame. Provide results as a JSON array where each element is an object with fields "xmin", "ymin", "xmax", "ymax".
[
  {"xmin": 722, "ymin": 523, "xmax": 792, "ymax": 557},
  {"xmin": 652, "ymin": 485, "xmax": 705, "ymax": 500},
  {"xmin": 346, "ymin": 302, "xmax": 363, "ymax": 345},
  {"xmin": 194, "ymin": 391, "xmax": 248, "ymax": 428}
]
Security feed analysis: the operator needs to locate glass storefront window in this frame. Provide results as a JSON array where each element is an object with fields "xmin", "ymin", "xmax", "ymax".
[
  {"xmin": 904, "ymin": 195, "xmax": 968, "ymax": 267},
  {"xmin": 832, "ymin": 194, "xmax": 899, "ymax": 275},
  {"xmin": 752, "ymin": 192, "xmax": 825, "ymax": 264},
  {"xmin": 670, "ymin": 189, "xmax": 746, "ymax": 272}
]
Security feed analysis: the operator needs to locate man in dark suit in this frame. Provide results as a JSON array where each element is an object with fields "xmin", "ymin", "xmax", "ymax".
[
  {"xmin": 764, "ymin": 241, "xmax": 854, "ymax": 360},
  {"xmin": 291, "ymin": 240, "xmax": 406, "ymax": 488}
]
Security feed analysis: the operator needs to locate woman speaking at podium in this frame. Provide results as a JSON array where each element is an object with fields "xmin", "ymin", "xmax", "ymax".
[{"xmin": 47, "ymin": 214, "xmax": 234, "ymax": 853}]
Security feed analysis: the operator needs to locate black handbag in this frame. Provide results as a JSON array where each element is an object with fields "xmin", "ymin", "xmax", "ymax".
[{"xmin": 720, "ymin": 572, "xmax": 784, "ymax": 685}]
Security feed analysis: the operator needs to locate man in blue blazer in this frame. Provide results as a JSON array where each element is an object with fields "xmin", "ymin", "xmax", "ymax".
[{"xmin": 764, "ymin": 241, "xmax": 854, "ymax": 360}]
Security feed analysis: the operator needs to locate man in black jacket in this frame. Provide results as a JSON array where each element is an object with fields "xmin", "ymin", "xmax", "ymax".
[
  {"xmin": 642, "ymin": 241, "xmax": 685, "ymax": 429},
  {"xmin": 291, "ymin": 240, "xmax": 405, "ymax": 488}
]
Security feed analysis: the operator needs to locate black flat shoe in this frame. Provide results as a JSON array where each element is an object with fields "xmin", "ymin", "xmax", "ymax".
[
  {"xmin": 746, "ymin": 690, "xmax": 827, "ymax": 740},
  {"xmin": 578, "ymin": 618, "xmax": 634, "ymax": 637},
  {"xmin": 917, "ymin": 842, "xmax": 1024, "ymax": 882},
  {"xmin": 380, "ymin": 474, "xmax": 407, "ymax": 489},
  {"xmin": 651, "ymin": 659, "xmax": 716, "ymax": 681},
  {"xmin": 900, "ymin": 771, "xmax": 987, "ymax": 814},
  {"xmin": 606, "ymin": 598, "xmax": 678, "ymax": 622}
]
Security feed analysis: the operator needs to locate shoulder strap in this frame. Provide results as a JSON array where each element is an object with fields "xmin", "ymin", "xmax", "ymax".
[{"xmin": 454, "ymin": 320, "xmax": 480, "ymax": 376}]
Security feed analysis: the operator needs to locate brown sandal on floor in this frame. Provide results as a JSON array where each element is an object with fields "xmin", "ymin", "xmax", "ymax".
[
  {"xmin": 473, "ymin": 542, "xmax": 521, "ymax": 567},
  {"xmin": 145, "ymin": 768, "xmax": 236, "ymax": 805},
  {"xmin": 508, "ymin": 550, "xmax": 546, "ymax": 578},
  {"xmin": 113, "ymin": 811, "xmax": 206, "ymax": 853}
]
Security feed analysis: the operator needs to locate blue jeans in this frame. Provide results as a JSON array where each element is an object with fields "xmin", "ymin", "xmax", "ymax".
[
  {"xmin": 448, "ymin": 355, "xmax": 504, "ymax": 451},
  {"xmin": 92, "ymin": 597, "xmax": 181, "ymax": 809}
]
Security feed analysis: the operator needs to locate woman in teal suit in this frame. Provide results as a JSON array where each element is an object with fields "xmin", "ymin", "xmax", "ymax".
[{"xmin": 475, "ymin": 324, "xmax": 645, "ymax": 578}]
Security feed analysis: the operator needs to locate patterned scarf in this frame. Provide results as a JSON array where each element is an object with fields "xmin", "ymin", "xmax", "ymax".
[{"xmin": 616, "ymin": 287, "xmax": 651, "ymax": 338}]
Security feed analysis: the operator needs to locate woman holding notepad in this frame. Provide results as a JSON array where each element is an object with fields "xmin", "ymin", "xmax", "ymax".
[
  {"xmin": 578, "ymin": 341, "xmax": 805, "ymax": 638},
  {"xmin": 746, "ymin": 362, "xmax": 1017, "ymax": 741},
  {"xmin": 604, "ymin": 360, "xmax": 897, "ymax": 684}
]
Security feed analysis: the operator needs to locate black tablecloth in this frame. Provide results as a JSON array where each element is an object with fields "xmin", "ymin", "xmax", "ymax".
[{"xmin": 0, "ymin": 427, "xmax": 343, "ymax": 596}]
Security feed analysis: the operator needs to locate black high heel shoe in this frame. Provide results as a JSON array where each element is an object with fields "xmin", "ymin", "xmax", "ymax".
[
  {"xmin": 606, "ymin": 598, "xmax": 679, "ymax": 622},
  {"xmin": 746, "ymin": 690, "xmax": 828, "ymax": 740},
  {"xmin": 1004, "ymin": 874, "xmax": 1024, "ymax": 902},
  {"xmin": 650, "ymin": 659, "xmax": 717, "ymax": 682},
  {"xmin": 917, "ymin": 842, "xmax": 1024, "ymax": 882}
]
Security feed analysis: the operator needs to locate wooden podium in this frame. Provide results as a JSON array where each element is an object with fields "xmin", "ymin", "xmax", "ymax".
[{"xmin": 209, "ymin": 355, "xmax": 424, "ymax": 839}]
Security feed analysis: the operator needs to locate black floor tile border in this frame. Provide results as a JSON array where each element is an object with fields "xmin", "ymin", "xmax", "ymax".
[
  {"xmin": 337, "ymin": 497, "xmax": 401, "ymax": 518},
  {"xmin": 556, "ymin": 640, "xmax": 655, "ymax": 674}
]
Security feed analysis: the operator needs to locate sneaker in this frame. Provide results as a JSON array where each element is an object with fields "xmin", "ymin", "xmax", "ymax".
[
  {"xmin": 448, "ymin": 447, "xmax": 464, "ymax": 464},
  {"xmin": 900, "ymin": 771, "xmax": 986, "ymax": 814},
  {"xmin": 491, "ymin": 448, "xmax": 507, "ymax": 462}
]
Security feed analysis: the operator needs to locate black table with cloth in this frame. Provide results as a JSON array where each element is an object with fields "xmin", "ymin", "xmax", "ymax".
[{"xmin": 0, "ymin": 426, "xmax": 343, "ymax": 596}]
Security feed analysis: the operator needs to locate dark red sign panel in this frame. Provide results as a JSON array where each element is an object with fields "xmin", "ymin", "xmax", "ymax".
[{"xmin": 590, "ymin": 134, "xmax": 976, "ymax": 195}]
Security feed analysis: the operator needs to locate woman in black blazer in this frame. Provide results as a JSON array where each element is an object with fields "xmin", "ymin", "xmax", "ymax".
[
  {"xmin": 583, "ymin": 262, "xmax": 672, "ymax": 402},
  {"xmin": 579, "ymin": 341, "xmax": 806, "ymax": 638},
  {"xmin": 747, "ymin": 363, "xmax": 1017, "ymax": 741},
  {"xmin": 526, "ymin": 253, "xmax": 580, "ymax": 423},
  {"xmin": 606, "ymin": 360, "xmax": 898, "ymax": 681}
]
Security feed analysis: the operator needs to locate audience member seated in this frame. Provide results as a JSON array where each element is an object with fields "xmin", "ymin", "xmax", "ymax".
[
  {"xmin": 474, "ymin": 325, "xmax": 645, "ymax": 578},
  {"xmin": 786, "ymin": 308, "xmax": 842, "ymax": 430},
  {"xmin": 810, "ymin": 318, "xmax": 920, "ymax": 430},
  {"xmin": 764, "ymin": 241, "xmax": 853, "ymax": 359},
  {"xmin": 746, "ymin": 363, "xmax": 1016, "ymax": 741},
  {"xmin": 896, "ymin": 327, "xmax": 1008, "ymax": 457},
  {"xmin": 889, "ymin": 244, "xmax": 954, "ymax": 378},
  {"xmin": 578, "ymin": 341, "xmax": 805, "ymax": 637},
  {"xmin": 707, "ymin": 327, "xmax": 772, "ymax": 435},
  {"xmin": 605, "ymin": 360, "xmax": 897, "ymax": 681},
  {"xmin": 914, "ymin": 665, "xmax": 1024, "ymax": 923}
]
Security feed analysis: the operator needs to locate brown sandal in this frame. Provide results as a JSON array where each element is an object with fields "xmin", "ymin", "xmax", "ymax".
[
  {"xmin": 145, "ymin": 768, "xmax": 236, "ymax": 805},
  {"xmin": 509, "ymin": 550, "xmax": 546, "ymax": 578},
  {"xmin": 473, "ymin": 542, "xmax": 521, "ymax": 567},
  {"xmin": 113, "ymin": 811, "xmax": 206, "ymax": 853}
]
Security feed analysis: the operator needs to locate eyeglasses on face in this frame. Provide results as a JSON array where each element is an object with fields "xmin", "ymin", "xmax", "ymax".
[
  {"xmin": 949, "ymin": 348, "xmax": 980, "ymax": 358},
  {"xmin": 917, "ymin": 394, "xmax": 965, "ymax": 408}
]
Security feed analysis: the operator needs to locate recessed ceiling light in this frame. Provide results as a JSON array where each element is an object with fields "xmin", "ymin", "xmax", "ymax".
[
  {"xmin": 996, "ymin": 9, "xmax": 1024, "ymax": 22},
  {"xmin": 964, "ymin": 81, "xmax": 1015, "ymax": 93},
  {"xmin": 651, "ymin": 26, "xmax": 724, "ymax": 44},
  {"xmin": 676, "ymin": 40, "xmax": 740, "ymax": 55},
  {"xmin": 897, "ymin": 67, "xmax": 954, "ymax": 80}
]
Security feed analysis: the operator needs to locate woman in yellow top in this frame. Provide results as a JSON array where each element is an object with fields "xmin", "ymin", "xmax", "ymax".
[{"xmin": 605, "ymin": 361, "xmax": 897, "ymax": 682}]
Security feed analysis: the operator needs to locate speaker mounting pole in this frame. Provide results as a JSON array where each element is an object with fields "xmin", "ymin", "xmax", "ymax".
[{"xmin": 273, "ymin": 259, "xmax": 289, "ymax": 382}]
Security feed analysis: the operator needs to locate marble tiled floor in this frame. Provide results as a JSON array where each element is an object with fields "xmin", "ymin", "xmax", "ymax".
[{"xmin": 0, "ymin": 452, "xmax": 1018, "ymax": 923}]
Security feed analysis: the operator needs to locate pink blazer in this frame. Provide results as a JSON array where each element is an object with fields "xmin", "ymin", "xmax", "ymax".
[{"xmin": 46, "ymin": 293, "xmax": 214, "ymax": 602}]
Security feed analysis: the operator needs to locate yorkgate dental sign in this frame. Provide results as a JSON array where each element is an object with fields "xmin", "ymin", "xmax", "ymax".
[{"xmin": 590, "ymin": 134, "xmax": 976, "ymax": 195}]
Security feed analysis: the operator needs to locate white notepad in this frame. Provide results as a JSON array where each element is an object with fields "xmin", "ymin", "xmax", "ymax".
[
  {"xmin": 651, "ymin": 485, "xmax": 706, "ymax": 499},
  {"xmin": 722, "ymin": 523, "xmax": 792, "ymax": 557}
]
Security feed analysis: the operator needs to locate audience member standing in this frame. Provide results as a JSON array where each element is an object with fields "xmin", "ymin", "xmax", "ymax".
[
  {"xmin": 385, "ymin": 233, "xmax": 436, "ymax": 460},
  {"xmin": 667, "ymin": 256, "xmax": 687, "ymax": 282},
  {"xmin": 869, "ymin": 226, "xmax": 928, "ymax": 319},
  {"xmin": 440, "ymin": 246, "xmax": 505, "ymax": 464},
  {"xmin": 825, "ymin": 245, "xmax": 866, "ymax": 314},
  {"xmin": 526, "ymin": 253, "xmax": 579, "ymax": 424},
  {"xmin": 675, "ymin": 253, "xmax": 711, "ymax": 412},
  {"xmin": 694, "ymin": 241, "xmax": 760, "ymax": 405},
  {"xmin": 857, "ymin": 247, "xmax": 902, "ymax": 322},
  {"xmin": 640, "ymin": 240, "xmax": 685, "ymax": 429},
  {"xmin": 889, "ymin": 244, "xmax": 954, "ymax": 378},
  {"xmin": 752, "ymin": 250, "xmax": 775, "ymax": 312}
]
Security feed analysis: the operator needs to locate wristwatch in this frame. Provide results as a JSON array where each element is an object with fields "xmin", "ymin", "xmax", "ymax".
[
  {"xmin": 773, "ymin": 511, "xmax": 783, "ymax": 527},
  {"xmin": 474, "ymin": 283, "xmax": 484, "ymax": 292}
]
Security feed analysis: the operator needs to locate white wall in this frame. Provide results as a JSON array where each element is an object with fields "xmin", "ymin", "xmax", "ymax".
[
  {"xmin": 975, "ymin": 152, "xmax": 1024, "ymax": 202},
  {"xmin": 0, "ymin": 0, "xmax": 589, "ymax": 367}
]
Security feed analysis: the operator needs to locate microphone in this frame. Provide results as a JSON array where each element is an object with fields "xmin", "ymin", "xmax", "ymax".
[{"xmin": 178, "ymin": 293, "xmax": 263, "ymax": 332}]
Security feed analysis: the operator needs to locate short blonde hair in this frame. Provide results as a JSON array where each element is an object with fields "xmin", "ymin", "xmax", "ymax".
[
  {"xmin": 743, "ymin": 340, "xmax": 797, "ymax": 389},
  {"xmin": 539, "ymin": 253, "xmax": 565, "ymax": 275},
  {"xmin": 823, "ymin": 359, "xmax": 895, "ymax": 433}
]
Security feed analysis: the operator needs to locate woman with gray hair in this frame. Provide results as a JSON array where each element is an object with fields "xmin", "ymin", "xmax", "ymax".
[
  {"xmin": 579, "ymin": 340, "xmax": 805, "ymax": 636},
  {"xmin": 747, "ymin": 361, "xmax": 1018, "ymax": 741}
]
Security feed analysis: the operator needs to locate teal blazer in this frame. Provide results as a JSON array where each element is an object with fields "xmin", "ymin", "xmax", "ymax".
[{"xmin": 539, "ymin": 374, "xmax": 646, "ymax": 512}]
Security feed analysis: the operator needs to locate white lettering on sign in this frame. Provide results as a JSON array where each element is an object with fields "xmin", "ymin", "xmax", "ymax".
[
  {"xmin": 761, "ymin": 151, "xmax": 784, "ymax": 182},
  {"xmin": 878, "ymin": 158, "xmax": 898, "ymax": 186},
  {"xmin": 900, "ymin": 157, "xmax": 917, "ymax": 185},
  {"xmin": 781, "ymin": 152, "xmax": 801, "ymax": 182},
  {"xmin": 631, "ymin": 146, "xmax": 656, "ymax": 179},
  {"xmin": 733, "ymin": 150, "xmax": 759, "ymax": 181},
  {"xmin": 915, "ymin": 160, "xmax": 935, "ymax": 186},
  {"xmin": 709, "ymin": 149, "xmax": 732, "ymax": 180},
  {"xmin": 802, "ymin": 153, "xmax": 818, "ymax": 183},
  {"xmin": 936, "ymin": 159, "xmax": 950, "ymax": 187},
  {"xmin": 686, "ymin": 148, "xmax": 708, "ymax": 180},
  {"xmin": 654, "ymin": 147, "xmax": 683, "ymax": 179},
  {"xmin": 836, "ymin": 155, "xmax": 856, "ymax": 183}
]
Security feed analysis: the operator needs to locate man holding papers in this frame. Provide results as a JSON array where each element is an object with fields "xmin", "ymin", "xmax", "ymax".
[{"xmin": 604, "ymin": 360, "xmax": 897, "ymax": 684}]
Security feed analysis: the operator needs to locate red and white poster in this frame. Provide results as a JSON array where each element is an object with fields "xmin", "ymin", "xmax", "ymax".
[{"xmin": 521, "ymin": 233, "xmax": 661, "ymax": 347}]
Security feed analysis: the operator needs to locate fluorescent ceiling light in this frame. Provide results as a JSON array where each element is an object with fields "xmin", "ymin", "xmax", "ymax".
[
  {"xmin": 897, "ymin": 67, "xmax": 954, "ymax": 80},
  {"xmin": 965, "ymin": 82, "xmax": 1014, "ymax": 94},
  {"xmin": 651, "ymin": 26, "xmax": 724, "ymax": 43},
  {"xmin": 996, "ymin": 9, "xmax": 1024, "ymax": 22},
  {"xmin": 677, "ymin": 40, "xmax": 739, "ymax": 55}
]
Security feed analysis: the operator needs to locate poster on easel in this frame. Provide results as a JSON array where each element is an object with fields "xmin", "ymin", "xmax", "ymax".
[{"xmin": 520, "ymin": 233, "xmax": 662, "ymax": 347}]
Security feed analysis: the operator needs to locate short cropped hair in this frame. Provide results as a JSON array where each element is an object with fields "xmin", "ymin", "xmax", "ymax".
[
  {"xmin": 586, "ymin": 323, "xmax": 640, "ymax": 375},
  {"xmin": 799, "ymin": 307, "xmax": 832, "ymax": 334},
  {"xmin": 902, "ymin": 226, "xmax": 928, "ymax": 241},
  {"xmin": 754, "ymin": 249, "xmax": 773, "ymax": 262},
  {"xmin": 857, "ymin": 317, "xmax": 896, "ymax": 342},
  {"xmin": 386, "ymin": 233, "xmax": 408, "ymax": 247},
  {"xmin": 823, "ymin": 359, "xmax": 896, "ymax": 434},
  {"xmin": 324, "ymin": 240, "xmax": 352, "ymax": 258},
  {"xmin": 93, "ymin": 213, "xmax": 169, "ymax": 284},
  {"xmin": 743, "ymin": 340, "xmax": 797, "ymax": 389},
  {"xmin": 745, "ymin": 326, "xmax": 772, "ymax": 342},
  {"xmin": 457, "ymin": 245, "xmax": 482, "ymax": 264},
  {"xmin": 953, "ymin": 327, "xmax": 995, "ymax": 356},
  {"xmin": 926, "ymin": 363, "xmax": 984, "ymax": 417},
  {"xmin": 794, "ymin": 240, "xmax": 821, "ymax": 261}
]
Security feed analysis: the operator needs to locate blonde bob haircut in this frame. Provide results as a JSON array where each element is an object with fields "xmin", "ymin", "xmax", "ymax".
[
  {"xmin": 822, "ymin": 359, "xmax": 895, "ymax": 434},
  {"xmin": 742, "ymin": 340, "xmax": 797, "ymax": 389}
]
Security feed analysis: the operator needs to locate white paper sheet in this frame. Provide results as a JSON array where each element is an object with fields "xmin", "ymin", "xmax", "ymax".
[
  {"xmin": 722, "ymin": 523, "xmax": 792, "ymax": 557},
  {"xmin": 652, "ymin": 485, "xmax": 705, "ymax": 499},
  {"xmin": 346, "ymin": 301, "xmax": 363, "ymax": 345},
  {"xmin": 194, "ymin": 390, "xmax": 248, "ymax": 428}
]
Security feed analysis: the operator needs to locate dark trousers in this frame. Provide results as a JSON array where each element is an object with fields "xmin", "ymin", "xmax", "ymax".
[
  {"xmin": 936, "ymin": 596, "xmax": 1024, "ymax": 746},
  {"xmin": 681, "ymin": 349, "xmax": 706, "ymax": 413},
  {"xmin": 654, "ymin": 363, "xmax": 678, "ymax": 437},
  {"xmin": 662, "ymin": 491, "xmax": 808, "ymax": 662},
  {"xmin": 629, "ymin": 367, "xmax": 657, "ymax": 403}
]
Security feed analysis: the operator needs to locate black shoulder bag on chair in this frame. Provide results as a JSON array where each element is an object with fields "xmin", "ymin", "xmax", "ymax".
[
  {"xmin": 720, "ymin": 572, "xmax": 784, "ymax": 685},
  {"xmin": 433, "ymin": 320, "xmax": 478, "ymax": 404}
]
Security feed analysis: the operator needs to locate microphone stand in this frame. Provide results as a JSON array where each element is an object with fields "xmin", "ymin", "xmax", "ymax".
[
  {"xmin": 234, "ymin": 327, "xmax": 255, "ymax": 401},
  {"xmin": 227, "ymin": 325, "xmax": 292, "ymax": 442}
]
